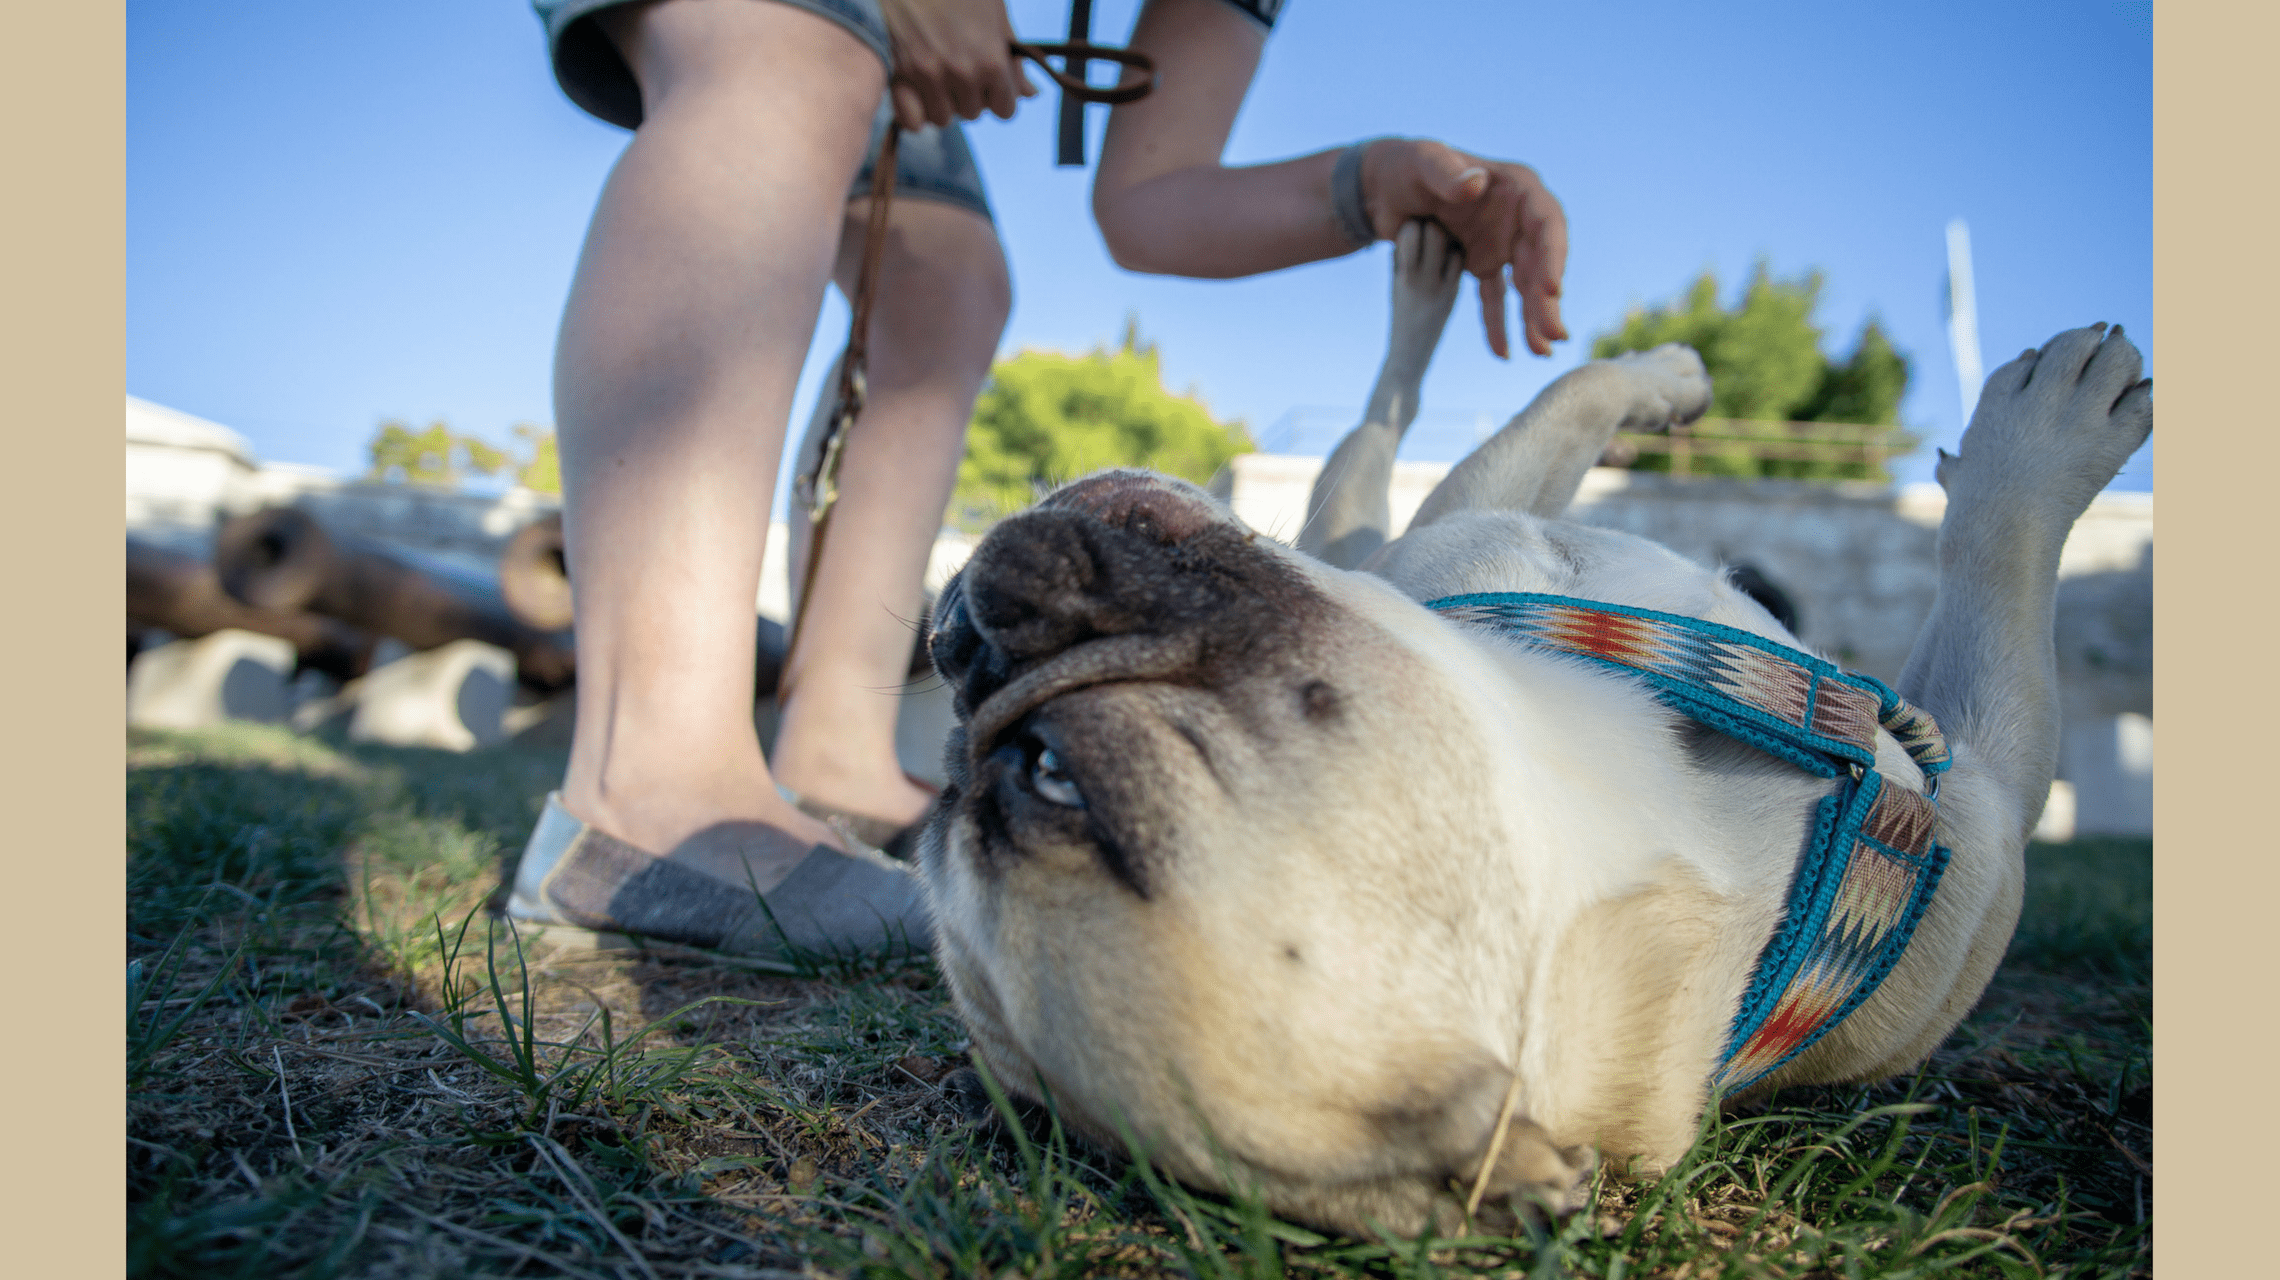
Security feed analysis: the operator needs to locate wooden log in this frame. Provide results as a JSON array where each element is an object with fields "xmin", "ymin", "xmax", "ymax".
[
  {"xmin": 213, "ymin": 506, "xmax": 576, "ymax": 692},
  {"xmin": 490, "ymin": 512, "xmax": 920, "ymax": 698},
  {"xmin": 126, "ymin": 537, "xmax": 374, "ymax": 681},
  {"xmin": 497, "ymin": 512, "xmax": 574, "ymax": 631}
]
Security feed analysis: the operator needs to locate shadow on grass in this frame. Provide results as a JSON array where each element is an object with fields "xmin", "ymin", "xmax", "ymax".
[
  {"xmin": 126, "ymin": 724, "xmax": 567, "ymax": 1278},
  {"xmin": 127, "ymin": 723, "xmax": 2156, "ymax": 1279}
]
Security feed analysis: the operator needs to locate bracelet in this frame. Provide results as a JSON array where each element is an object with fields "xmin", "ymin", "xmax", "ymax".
[{"xmin": 1331, "ymin": 138, "xmax": 1388, "ymax": 249}]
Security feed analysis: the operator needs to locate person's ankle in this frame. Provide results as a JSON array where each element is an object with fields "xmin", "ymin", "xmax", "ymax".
[
  {"xmin": 771, "ymin": 754, "xmax": 933, "ymax": 826},
  {"xmin": 559, "ymin": 771, "xmax": 840, "ymax": 857}
]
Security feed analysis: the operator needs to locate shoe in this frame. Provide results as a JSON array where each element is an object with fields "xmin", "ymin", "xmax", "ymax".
[
  {"xmin": 502, "ymin": 793, "xmax": 930, "ymax": 960},
  {"xmin": 778, "ymin": 776, "xmax": 940, "ymax": 862}
]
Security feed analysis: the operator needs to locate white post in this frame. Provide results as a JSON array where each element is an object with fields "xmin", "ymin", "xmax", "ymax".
[{"xmin": 1944, "ymin": 218, "xmax": 1984, "ymax": 430}]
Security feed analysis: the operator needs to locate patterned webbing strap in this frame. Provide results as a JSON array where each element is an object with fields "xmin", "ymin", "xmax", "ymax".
[{"xmin": 1422, "ymin": 592, "xmax": 1953, "ymax": 1095}]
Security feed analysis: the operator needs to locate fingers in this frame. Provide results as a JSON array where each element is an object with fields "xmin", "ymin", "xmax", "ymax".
[
  {"xmin": 1515, "ymin": 181, "xmax": 1569, "ymax": 355},
  {"xmin": 1477, "ymin": 271, "xmax": 1510, "ymax": 361},
  {"xmin": 980, "ymin": 55, "xmax": 1021, "ymax": 119},
  {"xmin": 895, "ymin": 65, "xmax": 954, "ymax": 128},
  {"xmin": 1370, "ymin": 141, "xmax": 1569, "ymax": 358},
  {"xmin": 890, "ymin": 81, "xmax": 931, "ymax": 132},
  {"xmin": 1521, "ymin": 287, "xmax": 1566, "ymax": 358}
]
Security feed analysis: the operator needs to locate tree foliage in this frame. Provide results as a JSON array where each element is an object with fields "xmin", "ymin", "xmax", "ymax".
[
  {"xmin": 1592, "ymin": 264, "xmax": 1911, "ymax": 424},
  {"xmin": 1589, "ymin": 264, "xmax": 1912, "ymax": 480},
  {"xmin": 954, "ymin": 319, "xmax": 1251, "ymax": 527},
  {"xmin": 365, "ymin": 420, "xmax": 559, "ymax": 493}
]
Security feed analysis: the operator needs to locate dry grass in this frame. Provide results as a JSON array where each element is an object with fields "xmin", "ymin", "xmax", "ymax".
[{"xmin": 126, "ymin": 723, "xmax": 2150, "ymax": 1278}]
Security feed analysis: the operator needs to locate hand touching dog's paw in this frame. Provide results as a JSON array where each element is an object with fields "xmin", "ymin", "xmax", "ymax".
[
  {"xmin": 1388, "ymin": 218, "xmax": 1466, "ymax": 359},
  {"xmin": 1937, "ymin": 324, "xmax": 2152, "ymax": 521},
  {"xmin": 1607, "ymin": 343, "xmax": 1715, "ymax": 433}
]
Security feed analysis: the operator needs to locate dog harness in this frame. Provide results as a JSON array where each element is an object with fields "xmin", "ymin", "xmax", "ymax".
[{"xmin": 1423, "ymin": 592, "xmax": 1954, "ymax": 1096}]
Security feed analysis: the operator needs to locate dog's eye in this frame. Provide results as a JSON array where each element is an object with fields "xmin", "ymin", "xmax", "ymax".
[{"xmin": 1029, "ymin": 746, "xmax": 1086, "ymax": 809}]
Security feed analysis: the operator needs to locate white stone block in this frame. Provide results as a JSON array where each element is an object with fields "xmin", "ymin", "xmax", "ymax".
[
  {"xmin": 127, "ymin": 628, "xmax": 296, "ymax": 729},
  {"xmin": 2063, "ymin": 712, "xmax": 2154, "ymax": 836},
  {"xmin": 2033, "ymin": 780, "xmax": 2077, "ymax": 843},
  {"xmin": 894, "ymin": 677, "xmax": 960, "ymax": 789},
  {"xmin": 347, "ymin": 639, "xmax": 516, "ymax": 752}
]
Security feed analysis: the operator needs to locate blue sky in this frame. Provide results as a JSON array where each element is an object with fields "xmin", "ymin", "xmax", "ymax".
[{"xmin": 128, "ymin": 0, "xmax": 2152, "ymax": 494}]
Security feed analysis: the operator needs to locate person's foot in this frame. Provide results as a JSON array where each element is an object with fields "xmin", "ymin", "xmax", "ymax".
[
  {"xmin": 778, "ymin": 771, "xmax": 938, "ymax": 859},
  {"xmin": 771, "ymin": 695, "xmax": 938, "ymax": 854},
  {"xmin": 504, "ymin": 793, "xmax": 930, "ymax": 958}
]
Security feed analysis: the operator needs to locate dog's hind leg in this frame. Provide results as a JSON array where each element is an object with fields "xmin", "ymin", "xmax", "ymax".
[
  {"xmin": 1295, "ymin": 220, "xmax": 1464, "ymax": 568},
  {"xmin": 1805, "ymin": 325, "xmax": 2152, "ymax": 1085},
  {"xmin": 1406, "ymin": 345, "xmax": 1711, "ymax": 528},
  {"xmin": 1900, "ymin": 324, "xmax": 2152, "ymax": 832}
]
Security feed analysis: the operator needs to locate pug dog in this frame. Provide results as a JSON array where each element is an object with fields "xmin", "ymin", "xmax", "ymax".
[{"xmin": 916, "ymin": 220, "xmax": 2152, "ymax": 1235}]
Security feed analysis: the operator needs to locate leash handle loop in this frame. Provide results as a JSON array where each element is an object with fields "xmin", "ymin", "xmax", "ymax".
[{"xmin": 1013, "ymin": 40, "xmax": 1158, "ymax": 107}]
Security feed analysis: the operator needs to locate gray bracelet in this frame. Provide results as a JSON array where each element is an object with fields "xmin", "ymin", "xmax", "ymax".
[{"xmin": 1331, "ymin": 138, "xmax": 1387, "ymax": 249}]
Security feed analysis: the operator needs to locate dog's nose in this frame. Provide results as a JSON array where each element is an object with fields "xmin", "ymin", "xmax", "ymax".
[
  {"xmin": 1040, "ymin": 471, "xmax": 1221, "ymax": 545},
  {"xmin": 926, "ymin": 477, "xmax": 1246, "ymax": 717}
]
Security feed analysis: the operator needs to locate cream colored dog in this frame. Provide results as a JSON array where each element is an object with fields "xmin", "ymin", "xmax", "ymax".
[{"xmin": 916, "ymin": 221, "xmax": 2153, "ymax": 1235}]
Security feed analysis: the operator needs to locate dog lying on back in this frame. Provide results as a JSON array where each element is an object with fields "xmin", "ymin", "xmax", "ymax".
[{"xmin": 916, "ymin": 221, "xmax": 2153, "ymax": 1234}]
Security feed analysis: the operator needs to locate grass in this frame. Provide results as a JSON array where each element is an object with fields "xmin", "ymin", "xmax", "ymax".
[{"xmin": 126, "ymin": 722, "xmax": 2151, "ymax": 1278}]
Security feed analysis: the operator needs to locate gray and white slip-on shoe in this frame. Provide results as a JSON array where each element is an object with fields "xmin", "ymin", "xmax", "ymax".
[{"xmin": 502, "ymin": 793, "xmax": 930, "ymax": 960}]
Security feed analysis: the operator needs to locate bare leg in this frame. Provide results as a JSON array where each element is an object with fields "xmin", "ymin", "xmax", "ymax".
[
  {"xmin": 1295, "ymin": 220, "xmax": 1463, "ymax": 569},
  {"xmin": 775, "ymin": 197, "xmax": 1011, "ymax": 827},
  {"xmin": 1405, "ymin": 345, "xmax": 1711, "ymax": 531},
  {"xmin": 552, "ymin": 1, "xmax": 880, "ymax": 865}
]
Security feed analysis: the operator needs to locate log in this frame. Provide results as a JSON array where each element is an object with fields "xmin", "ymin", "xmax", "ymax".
[
  {"xmin": 213, "ymin": 506, "xmax": 576, "ymax": 692},
  {"xmin": 490, "ymin": 512, "xmax": 911, "ymax": 698},
  {"xmin": 126, "ymin": 537, "xmax": 374, "ymax": 681},
  {"xmin": 497, "ymin": 512, "xmax": 574, "ymax": 631}
]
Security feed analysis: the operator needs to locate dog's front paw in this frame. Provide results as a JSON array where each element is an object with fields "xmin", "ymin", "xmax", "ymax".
[
  {"xmin": 1941, "ymin": 324, "xmax": 2152, "ymax": 519},
  {"xmin": 1453, "ymin": 1117, "xmax": 1596, "ymax": 1233},
  {"xmin": 1388, "ymin": 218, "xmax": 1465, "ymax": 357},
  {"xmin": 1606, "ymin": 343, "xmax": 1714, "ymax": 433}
]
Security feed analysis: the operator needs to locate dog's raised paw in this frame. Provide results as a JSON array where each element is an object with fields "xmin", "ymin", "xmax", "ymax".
[
  {"xmin": 1607, "ymin": 342, "xmax": 1714, "ymax": 432},
  {"xmin": 1388, "ymin": 218, "xmax": 1465, "ymax": 354},
  {"xmin": 1946, "ymin": 323, "xmax": 2151, "ymax": 515}
]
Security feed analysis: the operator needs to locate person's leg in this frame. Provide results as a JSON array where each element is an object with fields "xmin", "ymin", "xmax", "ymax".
[
  {"xmin": 773, "ymin": 195, "xmax": 1012, "ymax": 828},
  {"xmin": 552, "ymin": 0, "xmax": 882, "ymax": 866}
]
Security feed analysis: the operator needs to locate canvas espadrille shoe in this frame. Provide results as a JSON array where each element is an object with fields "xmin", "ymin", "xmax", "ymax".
[{"xmin": 503, "ymin": 793, "xmax": 930, "ymax": 959}]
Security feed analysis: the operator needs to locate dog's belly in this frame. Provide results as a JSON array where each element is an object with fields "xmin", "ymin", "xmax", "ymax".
[{"xmin": 1364, "ymin": 510, "xmax": 1799, "ymax": 647}]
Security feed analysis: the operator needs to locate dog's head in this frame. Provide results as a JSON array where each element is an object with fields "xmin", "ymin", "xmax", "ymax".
[{"xmin": 919, "ymin": 470, "xmax": 1641, "ymax": 1232}]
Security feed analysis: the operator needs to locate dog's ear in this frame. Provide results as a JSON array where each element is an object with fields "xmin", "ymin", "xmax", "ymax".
[{"xmin": 1534, "ymin": 862, "xmax": 1737, "ymax": 1167}]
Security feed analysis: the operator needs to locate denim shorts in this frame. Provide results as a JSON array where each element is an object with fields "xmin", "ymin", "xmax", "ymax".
[{"xmin": 531, "ymin": 0, "xmax": 992, "ymax": 221}]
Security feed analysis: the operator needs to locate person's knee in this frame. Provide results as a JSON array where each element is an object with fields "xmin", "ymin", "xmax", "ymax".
[{"xmin": 870, "ymin": 203, "xmax": 1011, "ymax": 370}]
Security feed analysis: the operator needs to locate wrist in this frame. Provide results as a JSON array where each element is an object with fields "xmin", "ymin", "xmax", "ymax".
[{"xmin": 1331, "ymin": 137, "xmax": 1392, "ymax": 249}]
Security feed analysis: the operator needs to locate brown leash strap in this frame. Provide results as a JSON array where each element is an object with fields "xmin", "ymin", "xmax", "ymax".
[
  {"xmin": 782, "ymin": 43, "xmax": 1154, "ymax": 702},
  {"xmin": 785, "ymin": 125, "xmax": 900, "ymax": 692}
]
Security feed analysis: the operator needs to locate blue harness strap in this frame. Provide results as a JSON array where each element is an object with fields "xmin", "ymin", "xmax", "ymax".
[{"xmin": 1423, "ymin": 591, "xmax": 1953, "ymax": 1095}]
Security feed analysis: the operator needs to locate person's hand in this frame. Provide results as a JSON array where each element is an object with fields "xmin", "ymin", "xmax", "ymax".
[
  {"xmin": 1361, "ymin": 139, "xmax": 1569, "ymax": 359},
  {"xmin": 876, "ymin": 0, "xmax": 1037, "ymax": 129}
]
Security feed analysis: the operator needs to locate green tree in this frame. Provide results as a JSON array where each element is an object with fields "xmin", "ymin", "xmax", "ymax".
[
  {"xmin": 1590, "ymin": 263, "xmax": 1912, "ymax": 480},
  {"xmin": 511, "ymin": 424, "xmax": 561, "ymax": 494},
  {"xmin": 365, "ymin": 419, "xmax": 560, "ymax": 494},
  {"xmin": 955, "ymin": 319, "xmax": 1251, "ymax": 527}
]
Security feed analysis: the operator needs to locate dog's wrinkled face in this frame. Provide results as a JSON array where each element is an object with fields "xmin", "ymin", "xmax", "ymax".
[{"xmin": 920, "ymin": 470, "xmax": 1567, "ymax": 1224}]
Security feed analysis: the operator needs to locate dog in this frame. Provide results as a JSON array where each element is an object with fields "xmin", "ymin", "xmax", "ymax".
[{"xmin": 915, "ymin": 220, "xmax": 2153, "ymax": 1235}]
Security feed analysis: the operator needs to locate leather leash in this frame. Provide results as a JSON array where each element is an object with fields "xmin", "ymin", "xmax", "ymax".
[{"xmin": 782, "ymin": 37, "xmax": 1154, "ymax": 701}]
